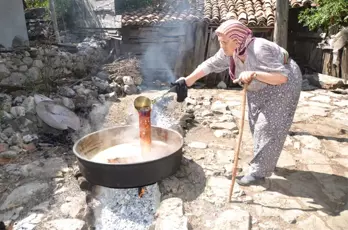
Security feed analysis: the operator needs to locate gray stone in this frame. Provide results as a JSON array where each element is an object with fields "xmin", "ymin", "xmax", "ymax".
[
  {"xmin": 214, "ymin": 130, "xmax": 232, "ymax": 138},
  {"xmin": 297, "ymin": 215, "xmax": 327, "ymax": 230},
  {"xmin": 188, "ymin": 142, "xmax": 207, "ymax": 149},
  {"xmin": 210, "ymin": 122, "xmax": 237, "ymax": 131},
  {"xmin": 23, "ymin": 134, "xmax": 38, "ymax": 144},
  {"xmin": 0, "ymin": 182, "xmax": 49, "ymax": 210},
  {"xmin": 59, "ymin": 86, "xmax": 76, "ymax": 98},
  {"xmin": 12, "ymin": 35, "xmax": 29, "ymax": 48},
  {"xmin": 185, "ymin": 97, "xmax": 197, "ymax": 106},
  {"xmin": 19, "ymin": 65, "xmax": 28, "ymax": 72},
  {"xmin": 96, "ymin": 71, "xmax": 109, "ymax": 80},
  {"xmin": 123, "ymin": 76, "xmax": 134, "ymax": 85},
  {"xmin": 154, "ymin": 197, "xmax": 188, "ymax": 230},
  {"xmin": 2, "ymin": 127, "xmax": 14, "ymax": 138},
  {"xmin": 22, "ymin": 96, "xmax": 36, "ymax": 113},
  {"xmin": 22, "ymin": 57, "xmax": 33, "ymax": 66},
  {"xmin": 60, "ymin": 193, "xmax": 86, "ymax": 218},
  {"xmin": 32, "ymin": 59, "xmax": 44, "ymax": 69},
  {"xmin": 1, "ymin": 72, "xmax": 28, "ymax": 86},
  {"xmin": 211, "ymin": 101, "xmax": 228, "ymax": 114},
  {"xmin": 10, "ymin": 106, "xmax": 26, "ymax": 117},
  {"xmin": 92, "ymin": 76, "xmax": 109, "ymax": 91},
  {"xmin": 0, "ymin": 150, "xmax": 18, "ymax": 159},
  {"xmin": 133, "ymin": 76, "xmax": 143, "ymax": 86},
  {"xmin": 294, "ymin": 135, "xmax": 321, "ymax": 150},
  {"xmin": 1, "ymin": 207, "xmax": 24, "ymax": 224},
  {"xmin": 20, "ymin": 157, "xmax": 68, "ymax": 178},
  {"xmin": 61, "ymin": 97, "xmax": 75, "ymax": 110},
  {"xmin": 9, "ymin": 133, "xmax": 23, "ymax": 146},
  {"xmin": 201, "ymin": 110, "xmax": 213, "ymax": 117},
  {"xmin": 27, "ymin": 67, "xmax": 40, "ymax": 81},
  {"xmin": 124, "ymin": 84, "xmax": 138, "ymax": 95},
  {"xmin": 13, "ymin": 212, "xmax": 44, "ymax": 230},
  {"xmin": 213, "ymin": 208, "xmax": 250, "ymax": 230},
  {"xmin": 41, "ymin": 219, "xmax": 87, "ymax": 230},
  {"xmin": 0, "ymin": 63, "xmax": 10, "ymax": 79},
  {"xmin": 217, "ymin": 81, "xmax": 227, "ymax": 89},
  {"xmin": 0, "ymin": 93, "xmax": 12, "ymax": 111}
]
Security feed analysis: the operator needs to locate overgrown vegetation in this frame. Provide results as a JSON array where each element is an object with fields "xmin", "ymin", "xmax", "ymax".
[{"xmin": 298, "ymin": 0, "xmax": 348, "ymax": 32}]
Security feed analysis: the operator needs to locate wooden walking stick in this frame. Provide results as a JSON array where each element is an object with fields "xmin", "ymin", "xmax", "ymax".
[{"xmin": 228, "ymin": 83, "xmax": 248, "ymax": 202}]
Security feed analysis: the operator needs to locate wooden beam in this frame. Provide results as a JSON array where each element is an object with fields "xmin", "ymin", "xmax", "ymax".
[
  {"xmin": 49, "ymin": 0, "xmax": 60, "ymax": 43},
  {"xmin": 273, "ymin": 0, "xmax": 289, "ymax": 49}
]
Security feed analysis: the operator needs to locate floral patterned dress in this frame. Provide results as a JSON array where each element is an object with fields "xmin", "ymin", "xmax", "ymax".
[{"xmin": 199, "ymin": 37, "xmax": 302, "ymax": 177}]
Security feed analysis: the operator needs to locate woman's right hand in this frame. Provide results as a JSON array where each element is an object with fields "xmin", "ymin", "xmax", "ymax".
[{"xmin": 176, "ymin": 76, "xmax": 195, "ymax": 87}]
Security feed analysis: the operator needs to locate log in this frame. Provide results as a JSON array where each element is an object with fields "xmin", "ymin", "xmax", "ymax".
[
  {"xmin": 341, "ymin": 47, "xmax": 348, "ymax": 83},
  {"xmin": 273, "ymin": 0, "xmax": 289, "ymax": 49}
]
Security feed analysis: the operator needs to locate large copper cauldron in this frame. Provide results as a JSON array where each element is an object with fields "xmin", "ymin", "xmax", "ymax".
[{"xmin": 73, "ymin": 125, "xmax": 184, "ymax": 188}]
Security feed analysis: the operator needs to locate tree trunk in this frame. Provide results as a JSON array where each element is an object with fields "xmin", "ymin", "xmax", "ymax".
[
  {"xmin": 273, "ymin": 0, "xmax": 289, "ymax": 49},
  {"xmin": 49, "ymin": 0, "xmax": 60, "ymax": 43}
]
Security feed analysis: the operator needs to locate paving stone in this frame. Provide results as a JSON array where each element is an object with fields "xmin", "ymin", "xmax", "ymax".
[
  {"xmin": 41, "ymin": 219, "xmax": 87, "ymax": 230},
  {"xmin": 213, "ymin": 208, "xmax": 250, "ymax": 230},
  {"xmin": 20, "ymin": 157, "xmax": 68, "ymax": 178},
  {"xmin": 13, "ymin": 213, "xmax": 45, "ymax": 230},
  {"xmin": 310, "ymin": 95, "xmax": 331, "ymax": 103},
  {"xmin": 187, "ymin": 142, "xmax": 207, "ymax": 149},
  {"xmin": 297, "ymin": 215, "xmax": 328, "ymax": 230},
  {"xmin": 327, "ymin": 206, "xmax": 348, "ymax": 230},
  {"xmin": 210, "ymin": 122, "xmax": 237, "ymax": 131},
  {"xmin": 300, "ymin": 149, "xmax": 329, "ymax": 164},
  {"xmin": 277, "ymin": 150, "xmax": 296, "ymax": 168},
  {"xmin": 213, "ymin": 130, "xmax": 232, "ymax": 138},
  {"xmin": 0, "ymin": 182, "xmax": 49, "ymax": 210},
  {"xmin": 211, "ymin": 101, "xmax": 228, "ymax": 114},
  {"xmin": 294, "ymin": 135, "xmax": 322, "ymax": 150}
]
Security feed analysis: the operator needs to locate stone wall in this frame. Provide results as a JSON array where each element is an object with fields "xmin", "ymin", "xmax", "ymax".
[{"xmin": 0, "ymin": 38, "xmax": 107, "ymax": 88}]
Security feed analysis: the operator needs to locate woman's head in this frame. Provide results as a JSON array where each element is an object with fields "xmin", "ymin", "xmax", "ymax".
[{"xmin": 215, "ymin": 19, "xmax": 253, "ymax": 57}]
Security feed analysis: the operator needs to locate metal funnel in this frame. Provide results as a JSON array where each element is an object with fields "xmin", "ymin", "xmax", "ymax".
[{"xmin": 134, "ymin": 96, "xmax": 152, "ymax": 111}]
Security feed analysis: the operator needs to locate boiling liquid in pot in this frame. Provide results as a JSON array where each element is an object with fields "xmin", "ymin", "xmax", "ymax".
[{"xmin": 90, "ymin": 140, "xmax": 172, "ymax": 164}]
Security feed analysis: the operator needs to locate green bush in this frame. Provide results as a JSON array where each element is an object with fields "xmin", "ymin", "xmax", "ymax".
[
  {"xmin": 25, "ymin": 0, "xmax": 48, "ymax": 8},
  {"xmin": 298, "ymin": 0, "xmax": 348, "ymax": 31}
]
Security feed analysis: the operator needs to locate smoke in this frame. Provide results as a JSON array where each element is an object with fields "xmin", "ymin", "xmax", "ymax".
[{"xmin": 139, "ymin": 0, "xmax": 196, "ymax": 88}]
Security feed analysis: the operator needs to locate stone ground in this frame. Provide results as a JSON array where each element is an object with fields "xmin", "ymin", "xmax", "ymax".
[{"xmin": 1, "ymin": 86, "xmax": 348, "ymax": 230}]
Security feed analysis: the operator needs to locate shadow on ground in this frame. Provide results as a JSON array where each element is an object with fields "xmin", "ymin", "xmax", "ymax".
[
  {"xmin": 159, "ymin": 157, "xmax": 207, "ymax": 202},
  {"xmin": 260, "ymin": 167, "xmax": 348, "ymax": 216}
]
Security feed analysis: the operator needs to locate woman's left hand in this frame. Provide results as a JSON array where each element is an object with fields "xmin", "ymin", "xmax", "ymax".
[{"xmin": 234, "ymin": 71, "xmax": 255, "ymax": 84}]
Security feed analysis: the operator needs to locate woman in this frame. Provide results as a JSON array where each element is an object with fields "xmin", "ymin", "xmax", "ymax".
[{"xmin": 173, "ymin": 19, "xmax": 302, "ymax": 186}]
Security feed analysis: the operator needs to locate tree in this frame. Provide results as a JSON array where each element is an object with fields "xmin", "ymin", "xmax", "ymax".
[{"xmin": 298, "ymin": 0, "xmax": 348, "ymax": 32}]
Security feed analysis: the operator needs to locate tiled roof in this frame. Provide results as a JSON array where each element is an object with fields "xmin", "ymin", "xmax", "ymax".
[
  {"xmin": 121, "ymin": 0, "xmax": 315, "ymax": 27},
  {"xmin": 121, "ymin": 0, "xmax": 204, "ymax": 26}
]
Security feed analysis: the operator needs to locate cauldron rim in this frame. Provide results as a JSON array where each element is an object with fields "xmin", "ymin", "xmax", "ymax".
[{"xmin": 72, "ymin": 125, "xmax": 184, "ymax": 167}]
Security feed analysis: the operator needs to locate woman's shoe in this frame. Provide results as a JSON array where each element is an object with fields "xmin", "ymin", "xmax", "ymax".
[{"xmin": 236, "ymin": 174, "xmax": 265, "ymax": 186}]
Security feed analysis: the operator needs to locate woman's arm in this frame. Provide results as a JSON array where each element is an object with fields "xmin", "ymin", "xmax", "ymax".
[{"xmin": 184, "ymin": 48, "xmax": 230, "ymax": 87}]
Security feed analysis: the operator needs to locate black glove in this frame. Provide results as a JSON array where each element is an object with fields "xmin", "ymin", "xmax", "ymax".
[{"xmin": 171, "ymin": 78, "xmax": 187, "ymax": 103}]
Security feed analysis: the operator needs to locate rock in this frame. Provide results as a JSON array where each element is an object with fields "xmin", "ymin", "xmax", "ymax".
[
  {"xmin": 61, "ymin": 97, "xmax": 75, "ymax": 110},
  {"xmin": 219, "ymin": 114, "xmax": 234, "ymax": 122},
  {"xmin": 32, "ymin": 59, "xmax": 44, "ymax": 69},
  {"xmin": 0, "ymin": 182, "xmax": 49, "ymax": 210},
  {"xmin": 13, "ymin": 96, "xmax": 25, "ymax": 105},
  {"xmin": 133, "ymin": 76, "xmax": 143, "ymax": 86},
  {"xmin": 305, "ymin": 73, "xmax": 345, "ymax": 90},
  {"xmin": 1, "ymin": 72, "xmax": 28, "ymax": 86},
  {"xmin": 9, "ymin": 133, "xmax": 23, "ymax": 146},
  {"xmin": 0, "ymin": 111, "xmax": 13, "ymax": 123},
  {"xmin": 294, "ymin": 135, "xmax": 321, "ymax": 150},
  {"xmin": 60, "ymin": 193, "xmax": 86, "ymax": 218},
  {"xmin": 12, "ymin": 35, "xmax": 29, "ymax": 48},
  {"xmin": 20, "ymin": 157, "xmax": 68, "ymax": 178},
  {"xmin": 26, "ymin": 67, "xmax": 40, "ymax": 81},
  {"xmin": 96, "ymin": 71, "xmax": 109, "ymax": 80},
  {"xmin": 1, "ymin": 207, "xmax": 24, "ymax": 224},
  {"xmin": 0, "ymin": 143, "xmax": 9, "ymax": 153},
  {"xmin": 19, "ymin": 65, "xmax": 28, "ymax": 72},
  {"xmin": 42, "ymin": 219, "xmax": 87, "ymax": 230},
  {"xmin": 0, "ymin": 150, "xmax": 18, "ymax": 159},
  {"xmin": 210, "ymin": 122, "xmax": 237, "ymax": 131},
  {"xmin": 22, "ymin": 96, "xmax": 36, "ymax": 113},
  {"xmin": 59, "ymin": 86, "xmax": 76, "ymax": 98},
  {"xmin": 188, "ymin": 142, "xmax": 207, "ymax": 149},
  {"xmin": 123, "ymin": 76, "xmax": 134, "ymax": 85},
  {"xmin": 154, "ymin": 197, "xmax": 188, "ymax": 230},
  {"xmin": 92, "ymin": 76, "xmax": 110, "ymax": 92},
  {"xmin": 310, "ymin": 95, "xmax": 331, "ymax": 103},
  {"xmin": 12, "ymin": 212, "xmax": 44, "ymax": 230},
  {"xmin": 302, "ymin": 79, "xmax": 318, "ymax": 91},
  {"xmin": 124, "ymin": 84, "xmax": 138, "ymax": 95},
  {"xmin": 34, "ymin": 94, "xmax": 52, "ymax": 104},
  {"xmin": 300, "ymin": 149, "xmax": 329, "ymax": 164},
  {"xmin": 10, "ymin": 106, "xmax": 26, "ymax": 117},
  {"xmin": 217, "ymin": 81, "xmax": 227, "ymax": 89},
  {"xmin": 0, "ymin": 94, "xmax": 12, "ymax": 112},
  {"xmin": 213, "ymin": 208, "xmax": 250, "ymax": 230},
  {"xmin": 23, "ymin": 134, "xmax": 38, "ymax": 144},
  {"xmin": 22, "ymin": 57, "xmax": 33, "ymax": 66},
  {"xmin": 211, "ymin": 101, "xmax": 228, "ymax": 114},
  {"xmin": 201, "ymin": 110, "xmax": 213, "ymax": 117},
  {"xmin": 2, "ymin": 127, "xmax": 14, "ymax": 137},
  {"xmin": 297, "ymin": 215, "xmax": 327, "ymax": 230},
  {"xmin": 0, "ymin": 63, "xmax": 10, "ymax": 79},
  {"xmin": 214, "ymin": 130, "xmax": 232, "ymax": 138}
]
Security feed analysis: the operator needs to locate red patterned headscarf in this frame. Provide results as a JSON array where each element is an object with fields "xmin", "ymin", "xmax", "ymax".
[{"xmin": 216, "ymin": 20, "xmax": 254, "ymax": 80}]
